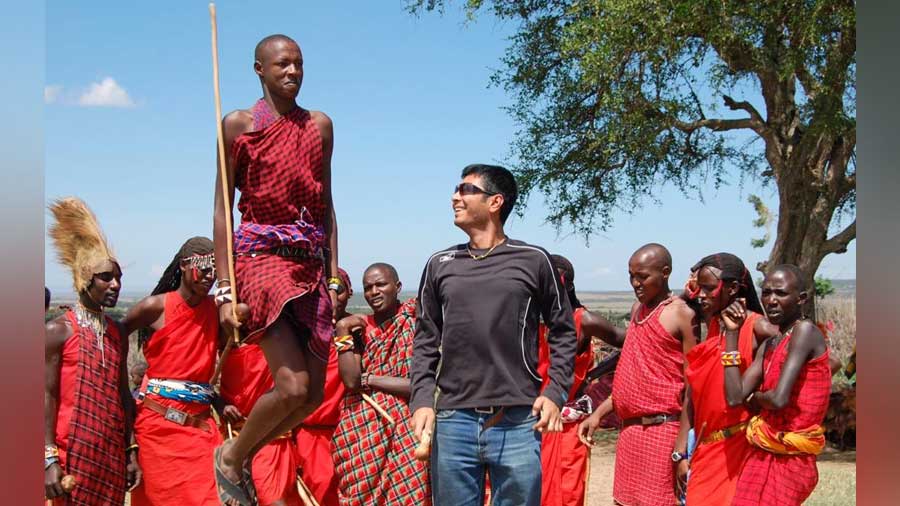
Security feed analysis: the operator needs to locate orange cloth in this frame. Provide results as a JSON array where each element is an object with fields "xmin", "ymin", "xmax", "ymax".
[
  {"xmin": 684, "ymin": 314, "xmax": 759, "ymax": 506},
  {"xmin": 294, "ymin": 345, "xmax": 344, "ymax": 506},
  {"xmin": 219, "ymin": 344, "xmax": 302, "ymax": 506},
  {"xmin": 538, "ymin": 308, "xmax": 593, "ymax": 506},
  {"xmin": 130, "ymin": 292, "xmax": 222, "ymax": 506}
]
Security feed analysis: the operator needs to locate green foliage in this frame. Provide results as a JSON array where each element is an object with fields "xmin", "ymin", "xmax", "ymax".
[
  {"xmin": 748, "ymin": 194, "xmax": 771, "ymax": 248},
  {"xmin": 406, "ymin": 0, "xmax": 856, "ymax": 243},
  {"xmin": 815, "ymin": 276, "xmax": 836, "ymax": 299}
]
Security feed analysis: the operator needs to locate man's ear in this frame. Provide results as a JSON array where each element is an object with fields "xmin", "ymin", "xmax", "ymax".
[
  {"xmin": 797, "ymin": 289, "xmax": 809, "ymax": 306},
  {"xmin": 727, "ymin": 280, "xmax": 740, "ymax": 298},
  {"xmin": 490, "ymin": 194, "xmax": 505, "ymax": 215},
  {"xmin": 254, "ymin": 60, "xmax": 264, "ymax": 77},
  {"xmin": 661, "ymin": 265, "xmax": 671, "ymax": 279},
  {"xmin": 396, "ymin": 281, "xmax": 403, "ymax": 292}
]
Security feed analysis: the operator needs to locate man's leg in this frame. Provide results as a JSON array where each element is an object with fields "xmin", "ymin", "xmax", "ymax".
[
  {"xmin": 218, "ymin": 314, "xmax": 325, "ymax": 486},
  {"xmin": 432, "ymin": 409, "xmax": 486, "ymax": 506},
  {"xmin": 484, "ymin": 406, "xmax": 542, "ymax": 506}
]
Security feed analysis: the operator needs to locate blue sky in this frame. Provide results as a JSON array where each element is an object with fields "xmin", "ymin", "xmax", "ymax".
[{"xmin": 44, "ymin": 1, "xmax": 855, "ymax": 295}]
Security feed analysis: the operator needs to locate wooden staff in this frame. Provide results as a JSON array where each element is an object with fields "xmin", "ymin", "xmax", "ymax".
[
  {"xmin": 413, "ymin": 427, "xmax": 432, "ymax": 462},
  {"xmin": 362, "ymin": 393, "xmax": 395, "ymax": 425},
  {"xmin": 46, "ymin": 475, "xmax": 76, "ymax": 506},
  {"xmin": 295, "ymin": 474, "xmax": 321, "ymax": 506},
  {"xmin": 207, "ymin": 2, "xmax": 241, "ymax": 388},
  {"xmin": 583, "ymin": 446, "xmax": 592, "ymax": 505},
  {"xmin": 226, "ymin": 421, "xmax": 234, "ymax": 440}
]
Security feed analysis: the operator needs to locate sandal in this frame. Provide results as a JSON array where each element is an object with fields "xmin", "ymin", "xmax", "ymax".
[{"xmin": 213, "ymin": 445, "xmax": 257, "ymax": 506}]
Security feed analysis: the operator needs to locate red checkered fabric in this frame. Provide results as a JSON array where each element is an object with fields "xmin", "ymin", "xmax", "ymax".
[
  {"xmin": 332, "ymin": 299, "xmax": 431, "ymax": 506},
  {"xmin": 608, "ymin": 298, "xmax": 683, "ymax": 506},
  {"xmin": 231, "ymin": 99, "xmax": 332, "ymax": 358},
  {"xmin": 733, "ymin": 332, "xmax": 832, "ymax": 505},
  {"xmin": 61, "ymin": 310, "xmax": 127, "ymax": 506}
]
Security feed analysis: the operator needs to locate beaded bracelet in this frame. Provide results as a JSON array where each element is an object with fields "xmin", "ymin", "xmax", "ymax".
[
  {"xmin": 333, "ymin": 334, "xmax": 354, "ymax": 353},
  {"xmin": 721, "ymin": 351, "xmax": 742, "ymax": 367}
]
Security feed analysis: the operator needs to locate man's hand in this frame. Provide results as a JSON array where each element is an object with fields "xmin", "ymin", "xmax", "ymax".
[
  {"xmin": 532, "ymin": 396, "xmax": 562, "ymax": 433},
  {"xmin": 220, "ymin": 404, "xmax": 243, "ymax": 425},
  {"xmin": 720, "ymin": 298, "xmax": 747, "ymax": 332},
  {"xmin": 411, "ymin": 407, "xmax": 435, "ymax": 442},
  {"xmin": 126, "ymin": 451, "xmax": 142, "ymax": 491},
  {"xmin": 577, "ymin": 410, "xmax": 602, "ymax": 446},
  {"xmin": 329, "ymin": 290, "xmax": 339, "ymax": 322},
  {"xmin": 218, "ymin": 302, "xmax": 250, "ymax": 333},
  {"xmin": 335, "ymin": 314, "xmax": 367, "ymax": 338},
  {"xmin": 44, "ymin": 462, "xmax": 64, "ymax": 499},
  {"xmin": 674, "ymin": 459, "xmax": 690, "ymax": 498}
]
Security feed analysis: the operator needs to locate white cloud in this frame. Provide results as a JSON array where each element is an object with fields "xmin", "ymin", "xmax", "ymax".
[
  {"xmin": 77, "ymin": 77, "xmax": 135, "ymax": 108},
  {"xmin": 44, "ymin": 85, "xmax": 63, "ymax": 104}
]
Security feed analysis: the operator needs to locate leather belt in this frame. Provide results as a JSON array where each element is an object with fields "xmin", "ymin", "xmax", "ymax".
[
  {"xmin": 622, "ymin": 413, "xmax": 680, "ymax": 427},
  {"xmin": 473, "ymin": 406, "xmax": 508, "ymax": 430},
  {"xmin": 235, "ymin": 246, "xmax": 324, "ymax": 260},
  {"xmin": 700, "ymin": 421, "xmax": 748, "ymax": 445},
  {"xmin": 142, "ymin": 396, "xmax": 212, "ymax": 432}
]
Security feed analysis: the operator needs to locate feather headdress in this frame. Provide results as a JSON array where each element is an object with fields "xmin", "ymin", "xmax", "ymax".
[{"xmin": 48, "ymin": 197, "xmax": 118, "ymax": 293}]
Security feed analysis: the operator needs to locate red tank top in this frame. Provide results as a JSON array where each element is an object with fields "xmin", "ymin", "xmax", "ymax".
[{"xmin": 612, "ymin": 298, "xmax": 685, "ymax": 419}]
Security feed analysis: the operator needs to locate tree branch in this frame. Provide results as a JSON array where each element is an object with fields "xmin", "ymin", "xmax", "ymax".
[
  {"xmin": 673, "ymin": 117, "xmax": 757, "ymax": 134},
  {"xmin": 822, "ymin": 220, "xmax": 856, "ymax": 255}
]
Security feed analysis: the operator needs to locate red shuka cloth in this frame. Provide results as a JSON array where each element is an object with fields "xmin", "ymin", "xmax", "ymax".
[
  {"xmin": 684, "ymin": 314, "xmax": 759, "ymax": 506},
  {"xmin": 232, "ymin": 98, "xmax": 332, "ymax": 359},
  {"xmin": 130, "ymin": 292, "xmax": 221, "ymax": 506},
  {"xmin": 332, "ymin": 300, "xmax": 431, "ymax": 506},
  {"xmin": 732, "ymin": 332, "xmax": 832, "ymax": 506},
  {"xmin": 610, "ymin": 298, "xmax": 684, "ymax": 506},
  {"xmin": 538, "ymin": 307, "xmax": 593, "ymax": 506},
  {"xmin": 294, "ymin": 344, "xmax": 345, "ymax": 506},
  {"xmin": 51, "ymin": 310, "xmax": 127, "ymax": 506},
  {"xmin": 219, "ymin": 344, "xmax": 303, "ymax": 506}
]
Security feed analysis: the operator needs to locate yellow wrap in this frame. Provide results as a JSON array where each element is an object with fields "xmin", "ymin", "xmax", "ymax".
[{"xmin": 745, "ymin": 415, "xmax": 825, "ymax": 455}]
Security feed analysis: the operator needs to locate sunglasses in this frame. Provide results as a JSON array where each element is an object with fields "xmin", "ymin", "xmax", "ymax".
[{"xmin": 454, "ymin": 182, "xmax": 499, "ymax": 196}]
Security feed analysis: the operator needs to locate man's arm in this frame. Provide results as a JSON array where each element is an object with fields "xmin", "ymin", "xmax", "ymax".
[
  {"xmin": 116, "ymin": 321, "xmax": 141, "ymax": 490},
  {"xmin": 409, "ymin": 260, "xmax": 442, "ymax": 412},
  {"xmin": 44, "ymin": 318, "xmax": 70, "ymax": 499},
  {"xmin": 537, "ymin": 251, "xmax": 577, "ymax": 421},
  {"xmin": 579, "ymin": 309, "xmax": 627, "ymax": 348},
  {"xmin": 213, "ymin": 110, "xmax": 252, "ymax": 331},
  {"xmin": 754, "ymin": 321, "xmax": 827, "ymax": 410},
  {"xmin": 311, "ymin": 112, "xmax": 340, "ymax": 318},
  {"xmin": 119, "ymin": 295, "xmax": 164, "ymax": 339}
]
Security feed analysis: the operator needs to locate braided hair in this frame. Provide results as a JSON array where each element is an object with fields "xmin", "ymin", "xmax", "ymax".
[
  {"xmin": 691, "ymin": 252, "xmax": 763, "ymax": 315},
  {"xmin": 140, "ymin": 237, "xmax": 214, "ymax": 346},
  {"xmin": 550, "ymin": 254, "xmax": 583, "ymax": 309}
]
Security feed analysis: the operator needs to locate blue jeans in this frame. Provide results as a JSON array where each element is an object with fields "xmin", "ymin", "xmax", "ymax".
[{"xmin": 432, "ymin": 406, "xmax": 541, "ymax": 506}]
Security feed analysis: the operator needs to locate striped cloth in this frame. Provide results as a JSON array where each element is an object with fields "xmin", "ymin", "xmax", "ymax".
[{"xmin": 332, "ymin": 299, "xmax": 431, "ymax": 506}]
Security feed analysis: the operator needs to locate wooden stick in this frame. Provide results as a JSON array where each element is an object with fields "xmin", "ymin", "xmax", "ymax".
[
  {"xmin": 413, "ymin": 428, "xmax": 432, "ymax": 462},
  {"xmin": 583, "ymin": 447, "xmax": 592, "ymax": 505},
  {"xmin": 226, "ymin": 421, "xmax": 234, "ymax": 440},
  {"xmin": 207, "ymin": 2, "xmax": 241, "ymax": 388},
  {"xmin": 296, "ymin": 475, "xmax": 321, "ymax": 506},
  {"xmin": 361, "ymin": 393, "xmax": 395, "ymax": 425}
]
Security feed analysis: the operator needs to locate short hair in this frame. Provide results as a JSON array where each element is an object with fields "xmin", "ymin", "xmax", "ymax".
[
  {"xmin": 45, "ymin": 287, "xmax": 51, "ymax": 311},
  {"xmin": 632, "ymin": 243, "xmax": 672, "ymax": 270},
  {"xmin": 769, "ymin": 264, "xmax": 807, "ymax": 292},
  {"xmin": 461, "ymin": 164, "xmax": 518, "ymax": 224},
  {"xmin": 364, "ymin": 262, "xmax": 400, "ymax": 284},
  {"xmin": 254, "ymin": 34, "xmax": 299, "ymax": 62}
]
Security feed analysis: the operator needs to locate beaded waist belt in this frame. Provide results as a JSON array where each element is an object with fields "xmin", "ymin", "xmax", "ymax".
[
  {"xmin": 235, "ymin": 245, "xmax": 324, "ymax": 260},
  {"xmin": 144, "ymin": 378, "xmax": 216, "ymax": 405}
]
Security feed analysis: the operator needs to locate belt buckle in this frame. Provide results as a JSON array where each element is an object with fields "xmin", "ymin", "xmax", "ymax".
[
  {"xmin": 164, "ymin": 407, "xmax": 188, "ymax": 425},
  {"xmin": 474, "ymin": 407, "xmax": 495, "ymax": 414}
]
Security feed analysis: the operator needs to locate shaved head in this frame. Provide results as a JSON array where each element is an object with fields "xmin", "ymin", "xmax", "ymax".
[
  {"xmin": 629, "ymin": 243, "xmax": 672, "ymax": 271},
  {"xmin": 254, "ymin": 34, "xmax": 299, "ymax": 62},
  {"xmin": 769, "ymin": 264, "xmax": 806, "ymax": 292},
  {"xmin": 364, "ymin": 262, "xmax": 399, "ymax": 284}
]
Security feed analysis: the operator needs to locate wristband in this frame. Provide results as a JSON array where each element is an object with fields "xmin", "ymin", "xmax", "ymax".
[
  {"xmin": 44, "ymin": 445, "xmax": 60, "ymax": 460},
  {"xmin": 721, "ymin": 351, "xmax": 742, "ymax": 367},
  {"xmin": 44, "ymin": 456, "xmax": 60, "ymax": 470},
  {"xmin": 215, "ymin": 286, "xmax": 233, "ymax": 308},
  {"xmin": 333, "ymin": 334, "xmax": 354, "ymax": 353},
  {"xmin": 126, "ymin": 443, "xmax": 139, "ymax": 453},
  {"xmin": 361, "ymin": 371, "xmax": 372, "ymax": 390}
]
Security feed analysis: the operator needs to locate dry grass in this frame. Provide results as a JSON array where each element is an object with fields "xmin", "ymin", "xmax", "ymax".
[
  {"xmin": 806, "ymin": 451, "xmax": 857, "ymax": 505},
  {"xmin": 817, "ymin": 296, "xmax": 856, "ymax": 366}
]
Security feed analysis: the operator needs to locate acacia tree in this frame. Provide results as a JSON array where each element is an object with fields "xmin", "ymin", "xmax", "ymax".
[{"xmin": 409, "ymin": 0, "xmax": 855, "ymax": 314}]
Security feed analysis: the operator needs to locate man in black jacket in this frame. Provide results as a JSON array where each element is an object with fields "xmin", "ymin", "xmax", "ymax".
[{"xmin": 410, "ymin": 163, "xmax": 577, "ymax": 506}]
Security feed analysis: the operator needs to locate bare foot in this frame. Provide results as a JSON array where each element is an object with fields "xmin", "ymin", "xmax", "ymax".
[{"xmin": 216, "ymin": 439, "xmax": 246, "ymax": 506}]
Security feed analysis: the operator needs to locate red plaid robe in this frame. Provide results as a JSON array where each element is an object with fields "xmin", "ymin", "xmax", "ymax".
[
  {"xmin": 733, "ymin": 331, "xmax": 832, "ymax": 506},
  {"xmin": 54, "ymin": 310, "xmax": 127, "ymax": 506},
  {"xmin": 611, "ymin": 298, "xmax": 684, "ymax": 506},
  {"xmin": 232, "ymin": 98, "xmax": 332, "ymax": 360},
  {"xmin": 332, "ymin": 299, "xmax": 431, "ymax": 506}
]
